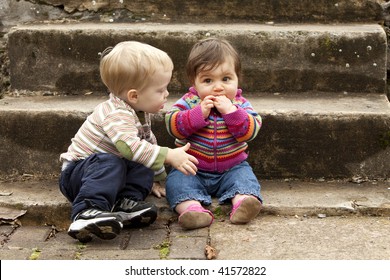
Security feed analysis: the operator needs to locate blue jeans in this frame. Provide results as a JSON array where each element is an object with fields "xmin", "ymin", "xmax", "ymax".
[
  {"xmin": 59, "ymin": 153, "xmax": 154, "ymax": 220},
  {"xmin": 166, "ymin": 161, "xmax": 262, "ymax": 209}
]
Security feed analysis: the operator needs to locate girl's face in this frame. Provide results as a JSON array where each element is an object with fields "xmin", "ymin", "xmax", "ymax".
[
  {"xmin": 130, "ymin": 67, "xmax": 172, "ymax": 113},
  {"xmin": 193, "ymin": 58, "xmax": 238, "ymax": 100}
]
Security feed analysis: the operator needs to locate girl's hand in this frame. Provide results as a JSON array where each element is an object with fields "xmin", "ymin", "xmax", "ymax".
[
  {"xmin": 213, "ymin": 95, "xmax": 237, "ymax": 114},
  {"xmin": 200, "ymin": 95, "xmax": 215, "ymax": 119}
]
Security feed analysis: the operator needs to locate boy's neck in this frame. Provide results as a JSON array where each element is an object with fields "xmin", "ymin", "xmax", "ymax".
[{"xmin": 135, "ymin": 111, "xmax": 145, "ymax": 123}]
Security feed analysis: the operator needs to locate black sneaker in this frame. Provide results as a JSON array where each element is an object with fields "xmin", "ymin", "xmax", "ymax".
[
  {"xmin": 68, "ymin": 208, "xmax": 123, "ymax": 242},
  {"xmin": 112, "ymin": 198, "xmax": 157, "ymax": 227}
]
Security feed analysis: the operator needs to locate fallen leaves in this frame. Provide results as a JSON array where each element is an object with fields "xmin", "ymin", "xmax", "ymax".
[
  {"xmin": 204, "ymin": 244, "xmax": 217, "ymax": 260},
  {"xmin": 0, "ymin": 206, "xmax": 27, "ymax": 225}
]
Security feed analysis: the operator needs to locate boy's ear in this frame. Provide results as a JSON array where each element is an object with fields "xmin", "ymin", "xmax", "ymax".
[{"xmin": 126, "ymin": 89, "xmax": 138, "ymax": 104}]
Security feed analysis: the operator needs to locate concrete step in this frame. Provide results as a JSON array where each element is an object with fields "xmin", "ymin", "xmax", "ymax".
[
  {"xmin": 82, "ymin": 0, "xmax": 381, "ymax": 24},
  {"xmin": 4, "ymin": 0, "xmax": 381, "ymax": 24},
  {"xmin": 7, "ymin": 23, "xmax": 387, "ymax": 95},
  {"xmin": 1, "ymin": 93, "xmax": 389, "ymax": 179},
  {"xmin": 0, "ymin": 177, "xmax": 389, "ymax": 229}
]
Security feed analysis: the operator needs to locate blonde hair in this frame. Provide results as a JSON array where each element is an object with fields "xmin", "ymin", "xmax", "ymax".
[{"xmin": 100, "ymin": 41, "xmax": 174, "ymax": 96}]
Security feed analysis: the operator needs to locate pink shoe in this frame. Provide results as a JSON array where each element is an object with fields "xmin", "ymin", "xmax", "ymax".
[
  {"xmin": 230, "ymin": 196, "xmax": 262, "ymax": 224},
  {"xmin": 178, "ymin": 204, "xmax": 214, "ymax": 230}
]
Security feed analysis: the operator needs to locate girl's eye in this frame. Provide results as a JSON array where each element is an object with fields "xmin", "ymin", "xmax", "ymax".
[
  {"xmin": 223, "ymin": 77, "xmax": 230, "ymax": 82},
  {"xmin": 204, "ymin": 78, "xmax": 212, "ymax": 83}
]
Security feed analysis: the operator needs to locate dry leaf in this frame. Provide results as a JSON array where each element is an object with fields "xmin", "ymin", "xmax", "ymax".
[
  {"xmin": 0, "ymin": 192, "xmax": 12, "ymax": 196},
  {"xmin": 0, "ymin": 207, "xmax": 27, "ymax": 220},
  {"xmin": 205, "ymin": 245, "xmax": 217, "ymax": 260}
]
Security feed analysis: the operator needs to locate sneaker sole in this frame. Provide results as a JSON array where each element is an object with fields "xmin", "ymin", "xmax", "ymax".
[
  {"xmin": 68, "ymin": 217, "xmax": 122, "ymax": 241},
  {"xmin": 118, "ymin": 207, "xmax": 157, "ymax": 227}
]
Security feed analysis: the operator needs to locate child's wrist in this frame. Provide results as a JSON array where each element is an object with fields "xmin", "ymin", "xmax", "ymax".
[{"xmin": 165, "ymin": 148, "xmax": 173, "ymax": 164}]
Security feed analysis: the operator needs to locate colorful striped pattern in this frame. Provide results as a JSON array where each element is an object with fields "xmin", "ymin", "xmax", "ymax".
[
  {"xmin": 165, "ymin": 87, "xmax": 262, "ymax": 173},
  {"xmin": 60, "ymin": 93, "xmax": 165, "ymax": 178}
]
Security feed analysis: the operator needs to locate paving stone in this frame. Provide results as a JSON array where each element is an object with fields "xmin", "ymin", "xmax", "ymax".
[
  {"xmin": 0, "ymin": 224, "xmax": 16, "ymax": 237},
  {"xmin": 43, "ymin": 231, "xmax": 81, "ymax": 250},
  {"xmin": 38, "ymin": 249, "xmax": 78, "ymax": 260},
  {"xmin": 0, "ymin": 224, "xmax": 16, "ymax": 248},
  {"xmin": 210, "ymin": 216, "xmax": 390, "ymax": 260},
  {"xmin": 79, "ymin": 249, "xmax": 161, "ymax": 260},
  {"xmin": 169, "ymin": 234, "xmax": 208, "ymax": 260},
  {"xmin": 170, "ymin": 223, "xmax": 210, "ymax": 237},
  {"xmin": 0, "ymin": 248, "xmax": 33, "ymax": 260},
  {"xmin": 5, "ymin": 226, "xmax": 52, "ymax": 250},
  {"xmin": 127, "ymin": 228, "xmax": 168, "ymax": 250}
]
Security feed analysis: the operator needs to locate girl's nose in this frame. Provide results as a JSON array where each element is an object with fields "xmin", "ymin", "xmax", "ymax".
[{"xmin": 213, "ymin": 83, "xmax": 224, "ymax": 92}]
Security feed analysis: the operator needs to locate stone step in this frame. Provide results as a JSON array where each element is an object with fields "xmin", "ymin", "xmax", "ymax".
[
  {"xmin": 7, "ymin": 23, "xmax": 387, "ymax": 95},
  {"xmin": 74, "ymin": 0, "xmax": 382, "ymax": 23},
  {"xmin": 0, "ymin": 177, "xmax": 389, "ymax": 229},
  {"xmin": 1, "ymin": 93, "xmax": 389, "ymax": 179},
  {"xmin": 2, "ymin": 0, "xmax": 382, "ymax": 25}
]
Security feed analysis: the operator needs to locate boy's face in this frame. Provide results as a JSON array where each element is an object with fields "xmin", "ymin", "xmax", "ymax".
[
  {"xmin": 132, "ymin": 68, "xmax": 172, "ymax": 113},
  {"xmin": 193, "ymin": 58, "xmax": 238, "ymax": 101}
]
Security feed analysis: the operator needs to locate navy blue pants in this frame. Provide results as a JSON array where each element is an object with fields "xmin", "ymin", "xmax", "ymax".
[{"xmin": 59, "ymin": 153, "xmax": 154, "ymax": 220}]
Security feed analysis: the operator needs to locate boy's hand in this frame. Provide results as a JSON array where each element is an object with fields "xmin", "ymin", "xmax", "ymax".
[
  {"xmin": 200, "ymin": 95, "xmax": 215, "ymax": 119},
  {"xmin": 213, "ymin": 95, "xmax": 237, "ymax": 114},
  {"xmin": 166, "ymin": 143, "xmax": 198, "ymax": 175},
  {"xmin": 151, "ymin": 182, "xmax": 166, "ymax": 198}
]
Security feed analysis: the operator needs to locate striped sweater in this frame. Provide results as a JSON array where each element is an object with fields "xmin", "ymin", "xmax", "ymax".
[
  {"xmin": 165, "ymin": 87, "xmax": 262, "ymax": 173},
  {"xmin": 60, "ymin": 93, "xmax": 167, "ymax": 181}
]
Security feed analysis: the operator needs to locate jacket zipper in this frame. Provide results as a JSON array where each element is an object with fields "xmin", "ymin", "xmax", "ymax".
[{"xmin": 213, "ymin": 112, "xmax": 218, "ymax": 171}]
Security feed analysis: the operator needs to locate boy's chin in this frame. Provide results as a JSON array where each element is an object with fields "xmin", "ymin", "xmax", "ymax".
[
  {"xmin": 145, "ymin": 104, "xmax": 165, "ymax": 113},
  {"xmin": 148, "ymin": 108, "xmax": 163, "ymax": 114}
]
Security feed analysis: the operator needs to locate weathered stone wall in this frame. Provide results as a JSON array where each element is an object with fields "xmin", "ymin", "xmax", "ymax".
[
  {"xmin": 7, "ymin": 24, "xmax": 388, "ymax": 95},
  {"xmin": 0, "ymin": 0, "xmax": 389, "ymax": 97},
  {"xmin": 0, "ymin": 0, "xmax": 386, "ymax": 28},
  {"xmin": 1, "ymin": 1, "xmax": 389, "ymax": 179}
]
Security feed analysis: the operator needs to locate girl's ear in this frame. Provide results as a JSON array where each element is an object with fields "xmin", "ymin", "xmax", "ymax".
[{"xmin": 126, "ymin": 89, "xmax": 138, "ymax": 104}]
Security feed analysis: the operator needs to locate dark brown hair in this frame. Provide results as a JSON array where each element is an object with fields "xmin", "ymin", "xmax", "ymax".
[{"xmin": 186, "ymin": 38, "xmax": 241, "ymax": 84}]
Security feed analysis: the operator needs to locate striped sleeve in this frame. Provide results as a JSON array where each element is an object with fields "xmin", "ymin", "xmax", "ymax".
[
  {"xmin": 223, "ymin": 100, "xmax": 262, "ymax": 143},
  {"xmin": 102, "ymin": 109, "xmax": 166, "ymax": 172},
  {"xmin": 165, "ymin": 99, "xmax": 208, "ymax": 139}
]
